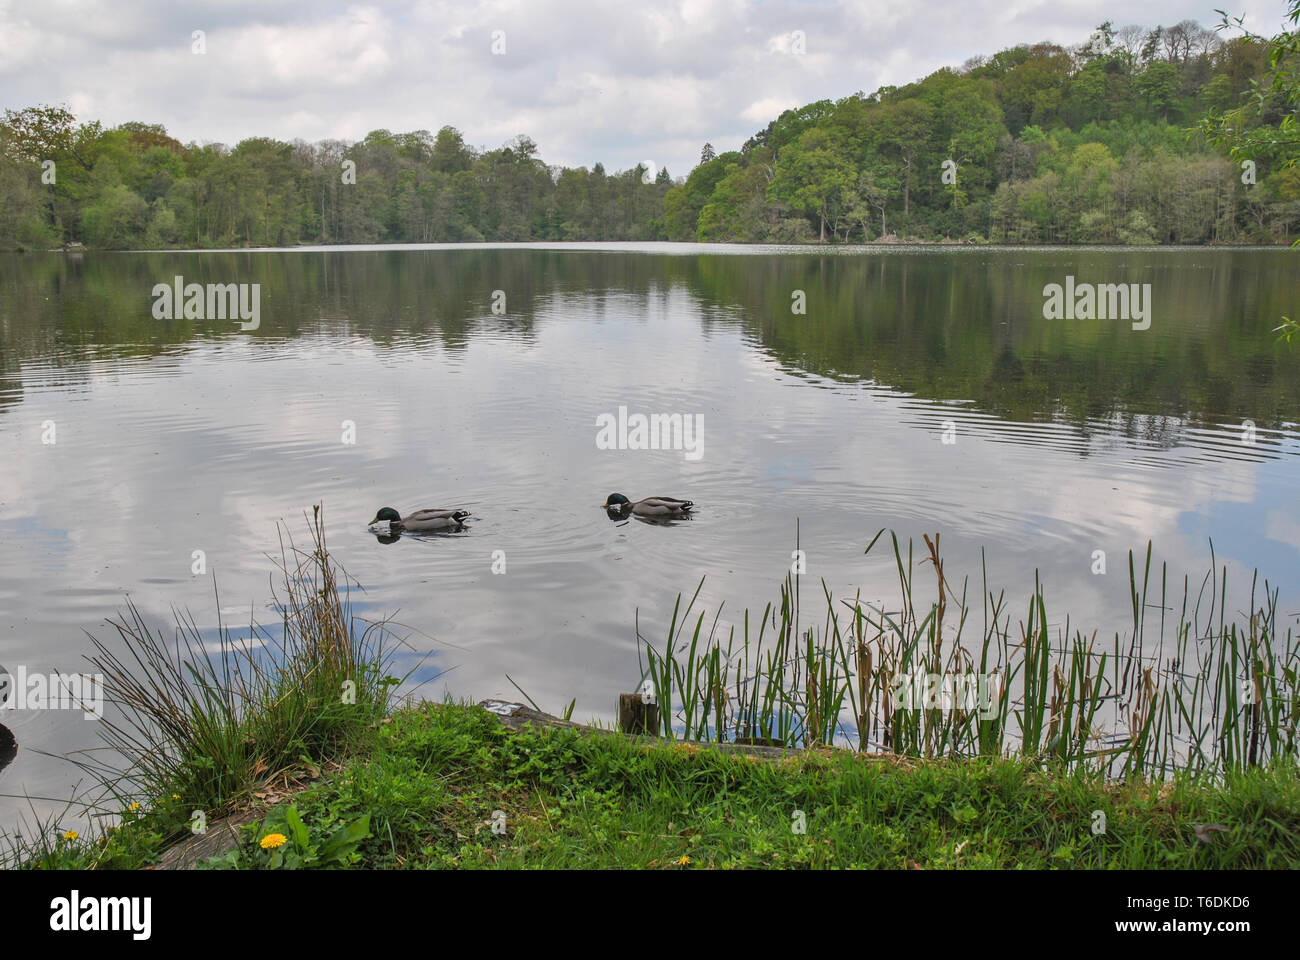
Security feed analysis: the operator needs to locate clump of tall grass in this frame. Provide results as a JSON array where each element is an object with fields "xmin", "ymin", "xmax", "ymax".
[
  {"xmin": 81, "ymin": 505, "xmax": 398, "ymax": 813},
  {"xmin": 638, "ymin": 530, "xmax": 1300, "ymax": 779}
]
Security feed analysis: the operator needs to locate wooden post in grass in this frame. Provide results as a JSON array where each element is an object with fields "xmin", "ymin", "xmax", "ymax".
[{"xmin": 618, "ymin": 693, "xmax": 659, "ymax": 736}]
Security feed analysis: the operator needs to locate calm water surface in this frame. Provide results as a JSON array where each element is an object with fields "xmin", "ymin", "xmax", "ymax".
[{"xmin": 2, "ymin": 243, "xmax": 1298, "ymax": 830}]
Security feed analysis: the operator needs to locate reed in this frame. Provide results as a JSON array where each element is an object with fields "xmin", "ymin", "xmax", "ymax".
[
  {"xmin": 77, "ymin": 505, "xmax": 398, "ymax": 814},
  {"xmin": 638, "ymin": 530, "xmax": 1300, "ymax": 778}
]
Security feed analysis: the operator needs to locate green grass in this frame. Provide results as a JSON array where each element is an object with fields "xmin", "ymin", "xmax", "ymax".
[{"xmin": 27, "ymin": 701, "xmax": 1300, "ymax": 869}]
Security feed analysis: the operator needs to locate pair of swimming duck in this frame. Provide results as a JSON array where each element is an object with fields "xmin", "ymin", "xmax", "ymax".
[{"xmin": 369, "ymin": 493, "xmax": 694, "ymax": 532}]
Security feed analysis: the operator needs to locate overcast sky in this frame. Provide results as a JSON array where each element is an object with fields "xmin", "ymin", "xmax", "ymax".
[{"xmin": 0, "ymin": 0, "xmax": 1290, "ymax": 178}]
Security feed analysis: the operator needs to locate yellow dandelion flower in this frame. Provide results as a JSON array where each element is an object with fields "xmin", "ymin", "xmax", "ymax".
[
  {"xmin": 676, "ymin": 855, "xmax": 691, "ymax": 866},
  {"xmin": 260, "ymin": 832, "xmax": 288, "ymax": 850},
  {"xmin": 128, "ymin": 802, "xmax": 141, "ymax": 812},
  {"xmin": 61, "ymin": 830, "xmax": 79, "ymax": 841},
  {"xmin": 171, "ymin": 794, "xmax": 180, "ymax": 800}
]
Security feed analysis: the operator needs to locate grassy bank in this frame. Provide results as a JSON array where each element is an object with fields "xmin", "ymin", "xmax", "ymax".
[{"xmin": 16, "ymin": 701, "xmax": 1300, "ymax": 869}]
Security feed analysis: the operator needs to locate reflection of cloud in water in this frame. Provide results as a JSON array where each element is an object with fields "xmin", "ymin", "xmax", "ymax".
[{"xmin": 198, "ymin": 635, "xmax": 270, "ymax": 656}]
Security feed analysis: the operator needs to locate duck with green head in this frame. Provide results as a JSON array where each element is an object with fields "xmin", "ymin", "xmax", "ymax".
[
  {"xmin": 369, "ymin": 506, "xmax": 471, "ymax": 533},
  {"xmin": 602, "ymin": 493, "xmax": 694, "ymax": 518}
]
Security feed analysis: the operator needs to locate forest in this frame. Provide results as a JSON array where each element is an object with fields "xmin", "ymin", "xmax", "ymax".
[{"xmin": 1, "ymin": 18, "xmax": 1297, "ymax": 249}]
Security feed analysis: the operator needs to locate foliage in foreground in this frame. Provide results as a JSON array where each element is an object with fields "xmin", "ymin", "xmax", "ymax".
[
  {"xmin": 640, "ymin": 531, "xmax": 1300, "ymax": 780},
  {"xmin": 0, "ymin": 506, "xmax": 398, "ymax": 869},
  {"xmin": 26, "ymin": 702, "xmax": 1300, "ymax": 870},
  {"xmin": 6, "ymin": 511, "xmax": 1298, "ymax": 870}
]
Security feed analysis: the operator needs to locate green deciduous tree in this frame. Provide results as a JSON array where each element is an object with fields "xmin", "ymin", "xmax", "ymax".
[{"xmin": 768, "ymin": 127, "xmax": 855, "ymax": 241}]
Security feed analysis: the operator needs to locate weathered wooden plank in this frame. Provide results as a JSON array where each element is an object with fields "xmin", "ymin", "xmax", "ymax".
[{"xmin": 150, "ymin": 809, "xmax": 262, "ymax": 870}]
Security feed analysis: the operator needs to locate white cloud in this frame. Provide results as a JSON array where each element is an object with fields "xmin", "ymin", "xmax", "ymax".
[
  {"xmin": 0, "ymin": 0, "xmax": 1287, "ymax": 177},
  {"xmin": 741, "ymin": 96, "xmax": 798, "ymax": 123}
]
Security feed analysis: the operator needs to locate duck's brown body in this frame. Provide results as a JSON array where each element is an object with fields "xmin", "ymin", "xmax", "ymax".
[
  {"xmin": 603, "ymin": 494, "xmax": 694, "ymax": 518},
  {"xmin": 370, "ymin": 507, "xmax": 470, "ymax": 532}
]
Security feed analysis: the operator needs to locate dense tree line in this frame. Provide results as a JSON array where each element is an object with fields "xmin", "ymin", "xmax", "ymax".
[
  {"xmin": 0, "ymin": 118, "xmax": 674, "ymax": 249},
  {"xmin": 667, "ymin": 20, "xmax": 1298, "ymax": 244},
  {"xmin": 1, "ymin": 17, "xmax": 1296, "ymax": 249}
]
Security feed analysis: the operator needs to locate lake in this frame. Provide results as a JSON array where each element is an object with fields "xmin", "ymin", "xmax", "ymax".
[{"xmin": 2, "ymin": 243, "xmax": 1298, "ymax": 831}]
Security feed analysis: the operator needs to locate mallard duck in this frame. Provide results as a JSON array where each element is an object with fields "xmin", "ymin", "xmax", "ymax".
[
  {"xmin": 602, "ymin": 493, "xmax": 694, "ymax": 518},
  {"xmin": 369, "ymin": 506, "xmax": 470, "ymax": 532}
]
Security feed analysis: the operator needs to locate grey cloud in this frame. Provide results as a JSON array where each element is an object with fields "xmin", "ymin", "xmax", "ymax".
[{"xmin": 0, "ymin": 0, "xmax": 1281, "ymax": 179}]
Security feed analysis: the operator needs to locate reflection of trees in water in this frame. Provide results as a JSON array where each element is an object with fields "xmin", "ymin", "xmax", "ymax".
[
  {"xmin": 0, "ymin": 249, "xmax": 564, "ymax": 362},
  {"xmin": 0, "ymin": 373, "xmax": 21, "ymax": 414},
  {"xmin": 1, "ymin": 248, "xmax": 1296, "ymax": 433},
  {"xmin": 689, "ymin": 249, "xmax": 1300, "ymax": 431}
]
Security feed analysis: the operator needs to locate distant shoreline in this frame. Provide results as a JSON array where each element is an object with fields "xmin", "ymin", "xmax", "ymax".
[{"xmin": 22, "ymin": 239, "xmax": 1300, "ymax": 255}]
